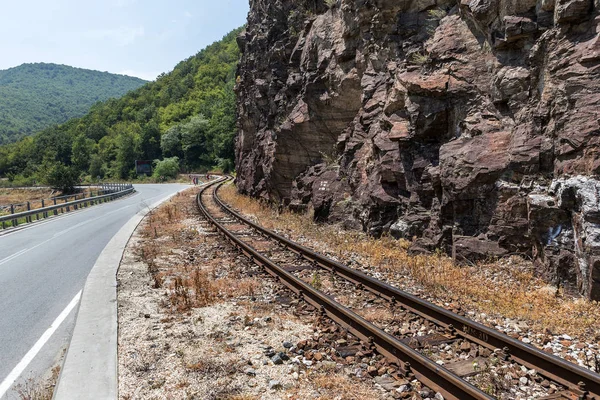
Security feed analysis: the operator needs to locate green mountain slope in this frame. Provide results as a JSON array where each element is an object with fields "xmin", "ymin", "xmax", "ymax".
[
  {"xmin": 0, "ymin": 63, "xmax": 147, "ymax": 144},
  {"xmin": 0, "ymin": 28, "xmax": 241, "ymax": 183}
]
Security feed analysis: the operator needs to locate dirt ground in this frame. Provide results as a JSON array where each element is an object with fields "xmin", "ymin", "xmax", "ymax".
[
  {"xmin": 0, "ymin": 188, "xmax": 57, "ymax": 207},
  {"xmin": 218, "ymin": 183, "xmax": 600, "ymax": 372},
  {"xmin": 118, "ymin": 190, "xmax": 397, "ymax": 400},
  {"xmin": 118, "ymin": 184, "xmax": 600, "ymax": 399}
]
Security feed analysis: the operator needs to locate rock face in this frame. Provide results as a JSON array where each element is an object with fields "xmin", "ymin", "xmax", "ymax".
[{"xmin": 235, "ymin": 0, "xmax": 600, "ymax": 299}]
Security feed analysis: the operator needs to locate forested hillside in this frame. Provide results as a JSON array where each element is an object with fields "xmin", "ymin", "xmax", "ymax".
[
  {"xmin": 0, "ymin": 63, "xmax": 147, "ymax": 144},
  {"xmin": 0, "ymin": 28, "xmax": 241, "ymax": 184}
]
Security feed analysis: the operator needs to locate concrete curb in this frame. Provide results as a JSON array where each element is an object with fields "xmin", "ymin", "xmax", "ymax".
[{"xmin": 53, "ymin": 186, "xmax": 196, "ymax": 399}]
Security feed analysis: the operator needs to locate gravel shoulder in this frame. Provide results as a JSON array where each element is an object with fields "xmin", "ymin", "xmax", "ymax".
[
  {"xmin": 118, "ymin": 190, "xmax": 400, "ymax": 399},
  {"xmin": 218, "ymin": 184, "xmax": 600, "ymax": 373},
  {"xmin": 118, "ymin": 186, "xmax": 600, "ymax": 400}
]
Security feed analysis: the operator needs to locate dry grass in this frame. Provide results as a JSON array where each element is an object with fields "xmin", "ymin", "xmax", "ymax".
[
  {"xmin": 292, "ymin": 373, "xmax": 377, "ymax": 399},
  {"xmin": 0, "ymin": 188, "xmax": 53, "ymax": 203},
  {"xmin": 184, "ymin": 355, "xmax": 240, "ymax": 376},
  {"xmin": 0, "ymin": 188, "xmax": 98, "ymax": 213},
  {"xmin": 0, "ymin": 188, "xmax": 56, "ymax": 211},
  {"xmin": 14, "ymin": 365, "xmax": 61, "ymax": 400},
  {"xmin": 219, "ymin": 184, "xmax": 600, "ymax": 339},
  {"xmin": 135, "ymin": 189, "xmax": 262, "ymax": 315},
  {"xmin": 123, "ymin": 189, "xmax": 359, "ymax": 400}
]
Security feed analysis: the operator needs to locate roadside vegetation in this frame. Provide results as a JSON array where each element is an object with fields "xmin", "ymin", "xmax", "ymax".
[
  {"xmin": 0, "ymin": 63, "xmax": 146, "ymax": 145},
  {"xmin": 119, "ymin": 188, "xmax": 381, "ymax": 399},
  {"xmin": 13, "ymin": 364, "xmax": 61, "ymax": 400},
  {"xmin": 0, "ymin": 188, "xmax": 57, "ymax": 206},
  {"xmin": 219, "ymin": 183, "xmax": 600, "ymax": 339},
  {"xmin": 0, "ymin": 28, "xmax": 241, "ymax": 186},
  {"xmin": 136, "ymin": 190, "xmax": 262, "ymax": 311}
]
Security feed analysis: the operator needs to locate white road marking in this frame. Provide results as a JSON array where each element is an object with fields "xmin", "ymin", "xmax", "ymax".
[
  {"xmin": 0, "ymin": 249, "xmax": 28, "ymax": 265},
  {"xmin": 0, "ymin": 290, "xmax": 82, "ymax": 398},
  {"xmin": 0, "ymin": 186, "xmax": 187, "ymax": 396},
  {"xmin": 0, "ymin": 192, "xmax": 142, "ymax": 238},
  {"xmin": 0, "ymin": 194, "xmax": 149, "ymax": 267}
]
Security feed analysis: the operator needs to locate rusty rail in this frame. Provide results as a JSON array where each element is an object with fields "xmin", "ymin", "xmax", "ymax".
[
  {"xmin": 209, "ymin": 178, "xmax": 600, "ymax": 400},
  {"xmin": 197, "ymin": 176, "xmax": 493, "ymax": 400}
]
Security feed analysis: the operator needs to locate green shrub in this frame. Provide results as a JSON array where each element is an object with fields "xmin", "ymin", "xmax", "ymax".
[
  {"xmin": 43, "ymin": 163, "xmax": 78, "ymax": 192},
  {"xmin": 324, "ymin": 0, "xmax": 336, "ymax": 9},
  {"xmin": 153, "ymin": 157, "xmax": 180, "ymax": 180},
  {"xmin": 428, "ymin": 8, "xmax": 447, "ymax": 21}
]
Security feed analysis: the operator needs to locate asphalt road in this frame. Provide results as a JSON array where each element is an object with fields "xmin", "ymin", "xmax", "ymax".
[{"xmin": 0, "ymin": 183, "xmax": 189, "ymax": 399}]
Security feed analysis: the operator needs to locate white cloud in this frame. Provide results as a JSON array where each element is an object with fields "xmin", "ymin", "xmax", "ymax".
[
  {"xmin": 118, "ymin": 70, "xmax": 160, "ymax": 81},
  {"xmin": 86, "ymin": 26, "xmax": 145, "ymax": 47},
  {"xmin": 184, "ymin": 11, "xmax": 193, "ymax": 18}
]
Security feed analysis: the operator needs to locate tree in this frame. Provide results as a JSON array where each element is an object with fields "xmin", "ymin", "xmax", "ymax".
[
  {"xmin": 43, "ymin": 162, "xmax": 78, "ymax": 192},
  {"xmin": 161, "ymin": 125, "xmax": 182, "ymax": 158},
  {"xmin": 86, "ymin": 122, "xmax": 108, "ymax": 142},
  {"xmin": 0, "ymin": 27, "xmax": 242, "ymax": 183},
  {"xmin": 180, "ymin": 114, "xmax": 209, "ymax": 168},
  {"xmin": 89, "ymin": 154, "xmax": 105, "ymax": 179},
  {"xmin": 71, "ymin": 134, "xmax": 95, "ymax": 172},
  {"xmin": 114, "ymin": 132, "xmax": 138, "ymax": 179},
  {"xmin": 139, "ymin": 120, "xmax": 161, "ymax": 160},
  {"xmin": 152, "ymin": 157, "xmax": 180, "ymax": 180}
]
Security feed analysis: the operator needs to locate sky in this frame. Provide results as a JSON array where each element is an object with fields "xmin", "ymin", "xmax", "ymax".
[{"xmin": 0, "ymin": 0, "xmax": 249, "ymax": 81}]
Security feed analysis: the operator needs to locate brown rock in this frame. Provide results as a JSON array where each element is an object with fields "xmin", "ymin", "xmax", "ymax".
[
  {"xmin": 296, "ymin": 340, "xmax": 307, "ymax": 350},
  {"xmin": 459, "ymin": 342, "xmax": 472, "ymax": 352},
  {"xmin": 555, "ymin": 0, "xmax": 593, "ymax": 23},
  {"xmin": 235, "ymin": 0, "xmax": 600, "ymax": 300}
]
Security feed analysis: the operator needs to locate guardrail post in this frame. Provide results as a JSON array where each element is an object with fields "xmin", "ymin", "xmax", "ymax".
[{"xmin": 0, "ymin": 182, "xmax": 136, "ymax": 230}]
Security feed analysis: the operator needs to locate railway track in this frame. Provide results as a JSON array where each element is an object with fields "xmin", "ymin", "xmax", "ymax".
[{"xmin": 197, "ymin": 176, "xmax": 600, "ymax": 400}]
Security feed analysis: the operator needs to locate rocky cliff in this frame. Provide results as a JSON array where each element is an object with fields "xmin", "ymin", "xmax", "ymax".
[{"xmin": 235, "ymin": 0, "xmax": 600, "ymax": 299}]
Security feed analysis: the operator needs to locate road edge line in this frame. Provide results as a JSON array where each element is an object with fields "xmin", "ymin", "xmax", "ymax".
[
  {"xmin": 0, "ymin": 291, "xmax": 82, "ymax": 398},
  {"xmin": 52, "ymin": 186, "xmax": 195, "ymax": 399}
]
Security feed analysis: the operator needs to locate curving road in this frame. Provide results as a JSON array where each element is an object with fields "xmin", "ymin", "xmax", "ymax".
[{"xmin": 0, "ymin": 184, "xmax": 189, "ymax": 399}]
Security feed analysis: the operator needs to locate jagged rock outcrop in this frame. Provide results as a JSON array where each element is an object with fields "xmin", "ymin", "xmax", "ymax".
[{"xmin": 235, "ymin": 0, "xmax": 600, "ymax": 299}]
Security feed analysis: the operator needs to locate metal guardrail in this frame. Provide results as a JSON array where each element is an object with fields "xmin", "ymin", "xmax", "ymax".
[
  {"xmin": 1, "ymin": 184, "xmax": 130, "ymax": 213},
  {"xmin": 0, "ymin": 184, "xmax": 135, "ymax": 230}
]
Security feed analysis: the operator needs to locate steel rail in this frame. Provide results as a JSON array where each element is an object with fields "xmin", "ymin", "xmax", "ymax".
[
  {"xmin": 0, "ymin": 185, "xmax": 134, "ymax": 225},
  {"xmin": 212, "ymin": 180, "xmax": 600, "ymax": 400},
  {"xmin": 197, "ymin": 177, "xmax": 494, "ymax": 400}
]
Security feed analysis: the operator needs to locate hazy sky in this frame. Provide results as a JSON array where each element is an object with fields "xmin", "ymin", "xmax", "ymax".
[{"xmin": 0, "ymin": 0, "xmax": 249, "ymax": 81}]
